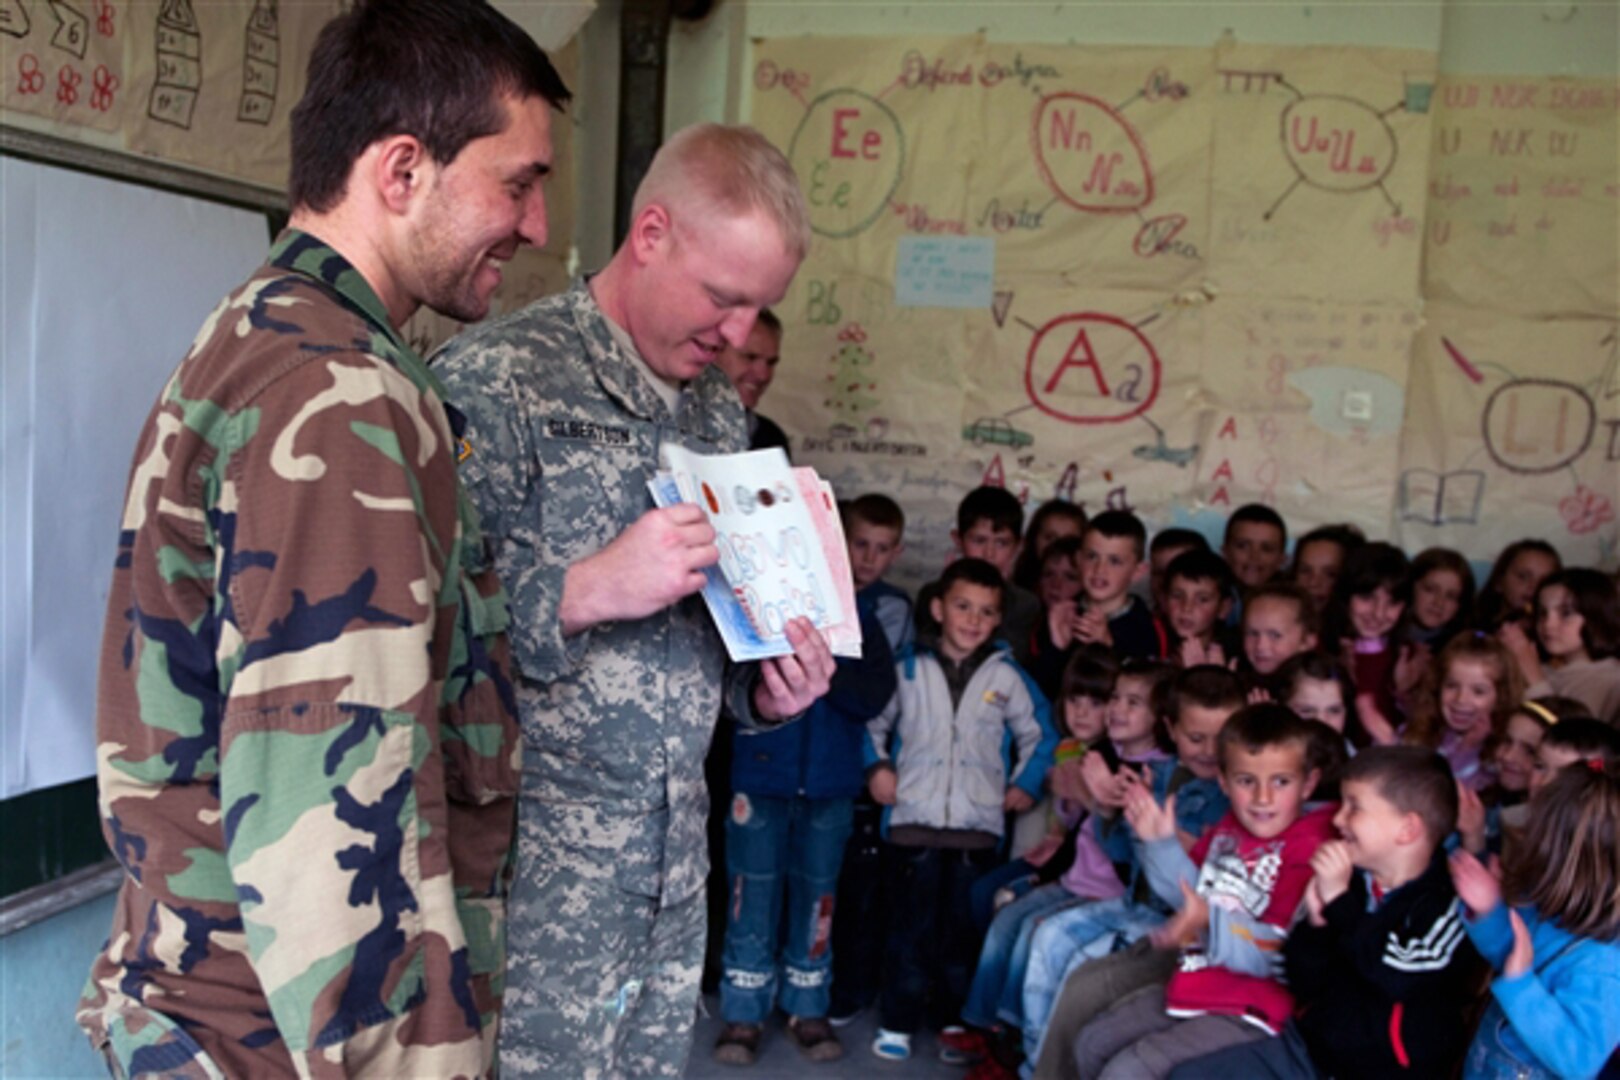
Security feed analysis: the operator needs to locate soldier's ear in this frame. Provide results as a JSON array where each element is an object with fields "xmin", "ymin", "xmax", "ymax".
[
  {"xmin": 374, "ymin": 135, "xmax": 431, "ymax": 214},
  {"xmin": 628, "ymin": 203, "xmax": 672, "ymax": 267}
]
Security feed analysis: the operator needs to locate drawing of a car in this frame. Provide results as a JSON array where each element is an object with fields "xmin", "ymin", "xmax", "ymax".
[{"xmin": 963, "ymin": 417, "xmax": 1034, "ymax": 448}]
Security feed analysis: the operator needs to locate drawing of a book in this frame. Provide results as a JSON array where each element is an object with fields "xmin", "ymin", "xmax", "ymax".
[{"xmin": 1397, "ymin": 468, "xmax": 1485, "ymax": 526}]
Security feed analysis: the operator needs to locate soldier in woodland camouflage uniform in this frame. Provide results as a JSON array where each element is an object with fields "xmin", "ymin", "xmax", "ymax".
[
  {"xmin": 435, "ymin": 124, "xmax": 833, "ymax": 1077},
  {"xmin": 75, "ymin": 4, "xmax": 567, "ymax": 1076}
]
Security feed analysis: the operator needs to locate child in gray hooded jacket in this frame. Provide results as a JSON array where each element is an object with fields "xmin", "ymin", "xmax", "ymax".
[{"xmin": 864, "ymin": 558, "xmax": 1056, "ymax": 1060}]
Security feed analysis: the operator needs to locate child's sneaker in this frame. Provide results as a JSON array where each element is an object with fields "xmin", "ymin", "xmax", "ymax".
[
  {"xmin": 872, "ymin": 1028, "xmax": 912, "ymax": 1061},
  {"xmin": 938, "ymin": 1025, "xmax": 990, "ymax": 1065},
  {"xmin": 828, "ymin": 1005, "xmax": 863, "ymax": 1028}
]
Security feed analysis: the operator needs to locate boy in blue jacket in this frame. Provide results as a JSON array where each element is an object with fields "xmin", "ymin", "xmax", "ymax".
[
  {"xmin": 713, "ymin": 584, "xmax": 897, "ymax": 1065},
  {"xmin": 865, "ymin": 558, "xmax": 1057, "ymax": 1062}
]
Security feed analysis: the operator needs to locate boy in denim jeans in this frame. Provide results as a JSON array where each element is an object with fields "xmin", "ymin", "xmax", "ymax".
[{"xmin": 712, "ymin": 574, "xmax": 897, "ymax": 1065}]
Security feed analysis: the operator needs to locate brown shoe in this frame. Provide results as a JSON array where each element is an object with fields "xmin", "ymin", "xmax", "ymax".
[
  {"xmin": 787, "ymin": 1015, "xmax": 845, "ymax": 1063},
  {"xmin": 713, "ymin": 1023, "xmax": 762, "ymax": 1066}
]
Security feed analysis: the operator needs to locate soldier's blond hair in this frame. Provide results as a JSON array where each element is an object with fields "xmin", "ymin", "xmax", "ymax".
[{"xmin": 632, "ymin": 124, "xmax": 810, "ymax": 260}]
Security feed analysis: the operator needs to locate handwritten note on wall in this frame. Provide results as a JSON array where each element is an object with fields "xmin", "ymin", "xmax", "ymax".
[
  {"xmin": 1424, "ymin": 76, "xmax": 1619, "ymax": 318},
  {"xmin": 895, "ymin": 236, "xmax": 995, "ymax": 308}
]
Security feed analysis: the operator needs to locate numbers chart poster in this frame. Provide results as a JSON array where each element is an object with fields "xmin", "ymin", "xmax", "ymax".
[{"xmin": 1, "ymin": 0, "xmax": 336, "ymax": 189}]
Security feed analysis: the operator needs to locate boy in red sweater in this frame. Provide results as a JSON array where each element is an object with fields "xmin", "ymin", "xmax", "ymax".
[{"xmin": 1073, "ymin": 705, "xmax": 1335, "ymax": 1078}]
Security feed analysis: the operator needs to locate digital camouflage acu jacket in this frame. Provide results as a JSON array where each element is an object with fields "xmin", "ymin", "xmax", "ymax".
[
  {"xmin": 78, "ymin": 231, "xmax": 521, "ymax": 1079},
  {"xmin": 435, "ymin": 281, "xmax": 775, "ymax": 913}
]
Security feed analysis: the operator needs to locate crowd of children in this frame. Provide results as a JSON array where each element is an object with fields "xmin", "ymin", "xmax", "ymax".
[{"xmin": 708, "ymin": 487, "xmax": 1620, "ymax": 1078}]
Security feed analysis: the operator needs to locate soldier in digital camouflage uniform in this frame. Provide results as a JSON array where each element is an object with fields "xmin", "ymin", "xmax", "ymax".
[
  {"xmin": 434, "ymin": 124, "xmax": 833, "ymax": 1078},
  {"xmin": 75, "ymin": 4, "xmax": 568, "ymax": 1076}
]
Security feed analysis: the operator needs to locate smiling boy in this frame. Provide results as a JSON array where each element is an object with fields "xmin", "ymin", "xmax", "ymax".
[
  {"xmin": 1173, "ymin": 746, "xmax": 1484, "ymax": 1080},
  {"xmin": 1222, "ymin": 505, "xmax": 1288, "ymax": 591},
  {"xmin": 1043, "ymin": 511, "xmax": 1163, "ymax": 671},
  {"xmin": 1077, "ymin": 705, "xmax": 1335, "ymax": 1079},
  {"xmin": 864, "ymin": 558, "xmax": 1055, "ymax": 1061},
  {"xmin": 917, "ymin": 487, "xmax": 1042, "ymax": 663}
]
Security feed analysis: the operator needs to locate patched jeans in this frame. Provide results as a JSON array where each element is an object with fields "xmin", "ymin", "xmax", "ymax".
[{"xmin": 720, "ymin": 793, "xmax": 855, "ymax": 1024}]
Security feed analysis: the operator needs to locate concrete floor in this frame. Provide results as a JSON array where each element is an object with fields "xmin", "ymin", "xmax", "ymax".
[{"xmin": 684, "ymin": 997, "xmax": 976, "ymax": 1079}]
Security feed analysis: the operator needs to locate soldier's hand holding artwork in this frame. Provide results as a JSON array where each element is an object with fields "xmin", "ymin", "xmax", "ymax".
[
  {"xmin": 753, "ymin": 615, "xmax": 836, "ymax": 720},
  {"xmin": 560, "ymin": 502, "xmax": 719, "ymax": 633}
]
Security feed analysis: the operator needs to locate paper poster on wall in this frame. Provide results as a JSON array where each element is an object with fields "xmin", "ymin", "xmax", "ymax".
[
  {"xmin": 1207, "ymin": 42, "xmax": 1436, "ymax": 304},
  {"xmin": 962, "ymin": 283, "xmax": 1205, "ymax": 526},
  {"xmin": 1422, "ymin": 76, "xmax": 1619, "ymax": 319},
  {"xmin": 751, "ymin": 35, "xmax": 982, "ymax": 276},
  {"xmin": 1394, "ymin": 304, "xmax": 1620, "ymax": 568},
  {"xmin": 974, "ymin": 43, "xmax": 1215, "ymax": 292},
  {"xmin": 1, "ymin": 0, "xmax": 336, "ymax": 190},
  {"xmin": 1188, "ymin": 297, "xmax": 1419, "ymax": 541},
  {"xmin": 768, "ymin": 256, "xmax": 982, "ymax": 585},
  {"xmin": 895, "ymin": 236, "xmax": 994, "ymax": 308}
]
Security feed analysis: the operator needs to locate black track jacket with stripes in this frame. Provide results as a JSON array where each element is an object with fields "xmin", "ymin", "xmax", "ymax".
[{"xmin": 1286, "ymin": 848, "xmax": 1487, "ymax": 1078}]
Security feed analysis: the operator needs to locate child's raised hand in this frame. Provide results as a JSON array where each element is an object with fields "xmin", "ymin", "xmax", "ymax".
[
  {"xmin": 1394, "ymin": 642, "xmax": 1431, "ymax": 697},
  {"xmin": 1497, "ymin": 621, "xmax": 1544, "ymax": 684},
  {"xmin": 1357, "ymin": 692, "xmax": 1399, "ymax": 745},
  {"xmin": 1123, "ymin": 782, "xmax": 1177, "ymax": 843},
  {"xmin": 1150, "ymin": 879, "xmax": 1209, "ymax": 949},
  {"xmin": 1309, "ymin": 840, "xmax": 1355, "ymax": 906},
  {"xmin": 1078, "ymin": 750, "xmax": 1117, "ymax": 807},
  {"xmin": 1179, "ymin": 637, "xmax": 1211, "ymax": 667},
  {"xmin": 1247, "ymin": 685, "xmax": 1272, "ymax": 705},
  {"xmin": 1048, "ymin": 601, "xmax": 1079, "ymax": 649},
  {"xmin": 1004, "ymin": 787, "xmax": 1035, "ymax": 814},
  {"xmin": 868, "ymin": 767, "xmax": 897, "ymax": 806},
  {"xmin": 1050, "ymin": 757, "xmax": 1087, "ymax": 802},
  {"xmin": 1073, "ymin": 608, "xmax": 1112, "ymax": 647},
  {"xmin": 1504, "ymin": 908, "xmax": 1535, "ymax": 978},
  {"xmin": 1303, "ymin": 878, "xmax": 1328, "ymax": 927},
  {"xmin": 1449, "ymin": 848, "xmax": 1503, "ymax": 917},
  {"xmin": 1456, "ymin": 781, "xmax": 1487, "ymax": 855}
]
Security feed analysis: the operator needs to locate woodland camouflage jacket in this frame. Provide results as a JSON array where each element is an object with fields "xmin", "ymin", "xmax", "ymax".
[{"xmin": 77, "ymin": 232, "xmax": 520, "ymax": 1079}]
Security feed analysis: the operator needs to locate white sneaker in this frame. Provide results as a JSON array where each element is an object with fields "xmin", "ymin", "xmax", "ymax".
[{"xmin": 872, "ymin": 1027, "xmax": 912, "ymax": 1061}]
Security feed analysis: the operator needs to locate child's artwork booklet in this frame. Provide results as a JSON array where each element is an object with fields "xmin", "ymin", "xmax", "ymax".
[{"xmin": 651, "ymin": 445, "xmax": 861, "ymax": 662}]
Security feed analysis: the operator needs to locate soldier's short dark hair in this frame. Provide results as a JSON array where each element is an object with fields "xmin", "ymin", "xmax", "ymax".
[
  {"xmin": 1343, "ymin": 746, "xmax": 1459, "ymax": 847},
  {"xmin": 290, "ymin": 0, "xmax": 571, "ymax": 213},
  {"xmin": 757, "ymin": 309, "xmax": 783, "ymax": 337}
]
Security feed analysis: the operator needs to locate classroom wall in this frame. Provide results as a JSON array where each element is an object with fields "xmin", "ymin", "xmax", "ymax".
[{"xmin": 652, "ymin": 0, "xmax": 1619, "ymax": 586}]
